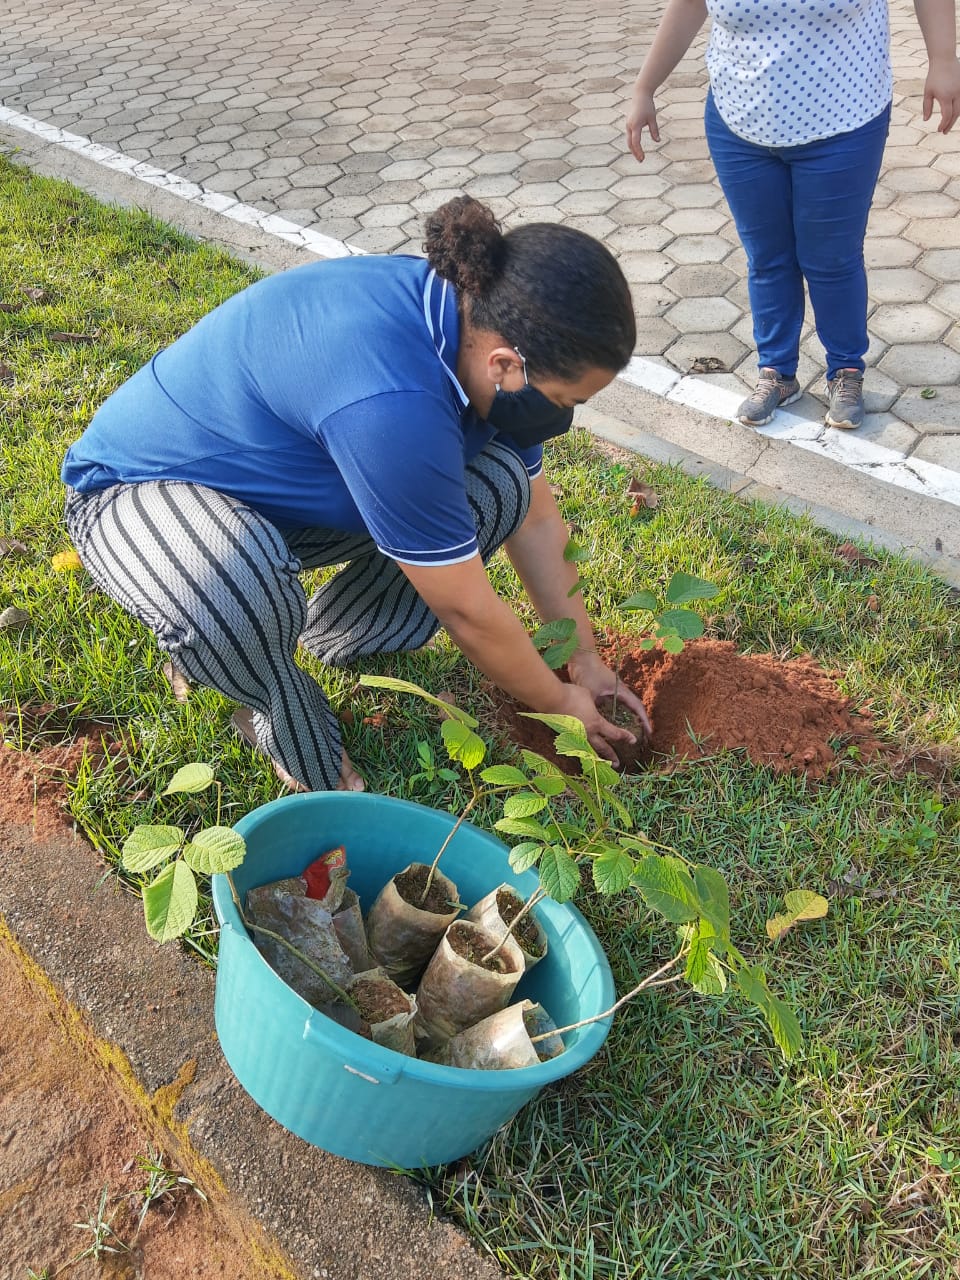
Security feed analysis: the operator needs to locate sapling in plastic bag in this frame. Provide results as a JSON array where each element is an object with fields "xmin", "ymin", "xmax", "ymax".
[
  {"xmin": 348, "ymin": 967, "xmax": 417, "ymax": 1056},
  {"xmin": 414, "ymin": 920, "xmax": 523, "ymax": 1049},
  {"xmin": 431, "ymin": 1000, "xmax": 565, "ymax": 1070},
  {"xmin": 465, "ymin": 884, "xmax": 548, "ymax": 972},
  {"xmin": 365, "ymin": 863, "xmax": 461, "ymax": 987}
]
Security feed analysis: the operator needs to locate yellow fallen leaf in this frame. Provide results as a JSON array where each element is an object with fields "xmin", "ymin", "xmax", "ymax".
[
  {"xmin": 766, "ymin": 889, "xmax": 829, "ymax": 941},
  {"xmin": 51, "ymin": 549, "xmax": 83, "ymax": 571}
]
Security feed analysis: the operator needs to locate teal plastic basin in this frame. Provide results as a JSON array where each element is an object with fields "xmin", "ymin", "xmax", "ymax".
[{"xmin": 211, "ymin": 791, "xmax": 614, "ymax": 1168}]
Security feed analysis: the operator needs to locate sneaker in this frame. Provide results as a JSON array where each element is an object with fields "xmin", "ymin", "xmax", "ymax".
[
  {"xmin": 825, "ymin": 368, "xmax": 865, "ymax": 430},
  {"xmin": 736, "ymin": 367, "xmax": 801, "ymax": 426}
]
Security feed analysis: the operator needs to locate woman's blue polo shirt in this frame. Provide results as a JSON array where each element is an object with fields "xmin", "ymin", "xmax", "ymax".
[{"xmin": 61, "ymin": 255, "xmax": 542, "ymax": 568}]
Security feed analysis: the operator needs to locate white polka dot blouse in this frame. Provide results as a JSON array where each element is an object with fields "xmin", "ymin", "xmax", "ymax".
[{"xmin": 705, "ymin": 0, "xmax": 893, "ymax": 147}]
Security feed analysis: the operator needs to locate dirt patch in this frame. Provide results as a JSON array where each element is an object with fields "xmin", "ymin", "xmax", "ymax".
[
  {"xmin": 396, "ymin": 863, "xmax": 457, "ymax": 915},
  {"xmin": 485, "ymin": 638, "xmax": 883, "ymax": 780},
  {"xmin": 0, "ymin": 933, "xmax": 275, "ymax": 1280},
  {"xmin": 0, "ymin": 704, "xmax": 118, "ymax": 841}
]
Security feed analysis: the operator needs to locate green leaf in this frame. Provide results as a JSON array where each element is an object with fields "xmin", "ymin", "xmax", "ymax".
[
  {"xmin": 531, "ymin": 617, "xmax": 577, "ymax": 647},
  {"xmin": 357, "ymin": 675, "xmax": 479, "ymax": 727},
  {"xmin": 621, "ymin": 590, "xmax": 658, "ymax": 613},
  {"xmin": 541, "ymin": 636, "xmax": 580, "ymax": 670},
  {"xmin": 495, "ymin": 816, "xmax": 550, "ymax": 841},
  {"xmin": 657, "ymin": 609, "xmax": 705, "ymax": 639},
  {"xmin": 693, "ymin": 952, "xmax": 728, "ymax": 996},
  {"xmin": 508, "ymin": 841, "xmax": 543, "ymax": 874},
  {"xmin": 503, "ymin": 792, "xmax": 548, "ymax": 819},
  {"xmin": 736, "ymin": 963, "xmax": 770, "ymax": 1009},
  {"xmin": 694, "ymin": 865, "xmax": 731, "ymax": 940},
  {"xmin": 538, "ymin": 845, "xmax": 581, "ymax": 903},
  {"xmin": 480, "ymin": 764, "xmax": 528, "ymax": 787},
  {"xmin": 531, "ymin": 774, "xmax": 567, "ymax": 797},
  {"xmin": 566, "ymin": 580, "xmax": 584, "ymax": 599},
  {"xmin": 162, "ymin": 763, "xmax": 214, "ymax": 795},
  {"xmin": 566, "ymin": 777, "xmax": 604, "ymax": 828},
  {"xmin": 661, "ymin": 634, "xmax": 685, "ymax": 654},
  {"xmin": 440, "ymin": 718, "xmax": 486, "ymax": 770},
  {"xmin": 521, "ymin": 750, "xmax": 562, "ymax": 777},
  {"xmin": 121, "ymin": 825, "xmax": 185, "ymax": 873},
  {"xmin": 143, "ymin": 861, "xmax": 198, "ymax": 943},
  {"xmin": 521, "ymin": 712, "xmax": 588, "ymax": 738},
  {"xmin": 639, "ymin": 637, "xmax": 656, "ymax": 651},
  {"xmin": 563, "ymin": 539, "xmax": 592, "ymax": 564},
  {"xmin": 592, "ymin": 845, "xmax": 635, "ymax": 895},
  {"xmin": 583, "ymin": 757, "xmax": 620, "ymax": 789},
  {"xmin": 182, "ymin": 826, "xmax": 246, "ymax": 874},
  {"xmin": 766, "ymin": 889, "xmax": 829, "ymax": 941},
  {"xmin": 632, "ymin": 855, "xmax": 701, "ymax": 923},
  {"xmin": 685, "ymin": 927, "xmax": 712, "ymax": 986},
  {"xmin": 665, "ymin": 572, "xmax": 720, "ymax": 605},
  {"xmin": 555, "ymin": 732, "xmax": 597, "ymax": 760},
  {"xmin": 599, "ymin": 785, "xmax": 634, "ymax": 830},
  {"xmin": 763, "ymin": 992, "xmax": 803, "ymax": 1060}
]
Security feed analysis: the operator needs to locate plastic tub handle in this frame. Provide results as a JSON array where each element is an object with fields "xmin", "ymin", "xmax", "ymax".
[{"xmin": 301, "ymin": 1014, "xmax": 404, "ymax": 1085}]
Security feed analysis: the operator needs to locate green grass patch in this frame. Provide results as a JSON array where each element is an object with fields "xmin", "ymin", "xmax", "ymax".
[{"xmin": 2, "ymin": 155, "xmax": 959, "ymax": 1279}]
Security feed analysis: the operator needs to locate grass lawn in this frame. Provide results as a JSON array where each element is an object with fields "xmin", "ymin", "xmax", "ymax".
[{"xmin": 2, "ymin": 154, "xmax": 959, "ymax": 1280}]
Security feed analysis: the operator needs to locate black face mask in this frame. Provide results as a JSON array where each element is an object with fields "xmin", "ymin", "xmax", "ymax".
[{"xmin": 485, "ymin": 385, "xmax": 575, "ymax": 449}]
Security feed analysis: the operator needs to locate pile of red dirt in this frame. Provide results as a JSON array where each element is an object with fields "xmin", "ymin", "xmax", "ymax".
[
  {"xmin": 0, "ymin": 704, "xmax": 118, "ymax": 840},
  {"xmin": 485, "ymin": 638, "xmax": 883, "ymax": 780}
]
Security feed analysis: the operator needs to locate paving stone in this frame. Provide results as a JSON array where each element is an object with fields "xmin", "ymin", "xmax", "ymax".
[
  {"xmin": 609, "ymin": 175, "xmax": 669, "ymax": 200},
  {"xmin": 663, "ymin": 263, "xmax": 737, "ymax": 297},
  {"xmin": 912, "ymin": 435, "xmax": 960, "ymax": 467},
  {"xmin": 866, "ymin": 207, "xmax": 908, "ymax": 236},
  {"xmin": 664, "ymin": 331, "xmax": 749, "ymax": 374},
  {"xmin": 663, "ymin": 182, "xmax": 724, "ymax": 209},
  {"xmin": 870, "ymin": 303, "xmax": 951, "ymax": 344},
  {"xmin": 862, "ymin": 368, "xmax": 903, "ymax": 414},
  {"xmin": 892, "ymin": 191, "xmax": 959, "ymax": 219},
  {"xmin": 906, "ymin": 217, "xmax": 960, "ymax": 248},
  {"xmin": 867, "ymin": 267, "xmax": 937, "ymax": 303},
  {"xmin": 864, "ymin": 237, "xmax": 921, "ymax": 268},
  {"xmin": 557, "ymin": 189, "xmax": 617, "ymax": 215},
  {"xmin": 891, "ymin": 386, "xmax": 960, "ymax": 434},
  {"xmin": 665, "ymin": 296, "xmax": 741, "ymax": 332},
  {"xmin": 664, "ymin": 235, "xmax": 733, "ymax": 265},
  {"xmin": 662, "ymin": 207, "xmax": 727, "ymax": 235},
  {"xmin": 917, "ymin": 248, "xmax": 960, "ymax": 280},
  {"xmin": 879, "ymin": 342, "xmax": 960, "ymax": 386},
  {"xmin": 929, "ymin": 282, "xmax": 960, "ymax": 320},
  {"xmin": 854, "ymin": 412, "xmax": 919, "ymax": 453},
  {"xmin": 615, "ymin": 251, "xmax": 674, "ymax": 284},
  {"xmin": 633, "ymin": 317, "xmax": 681, "ymax": 356}
]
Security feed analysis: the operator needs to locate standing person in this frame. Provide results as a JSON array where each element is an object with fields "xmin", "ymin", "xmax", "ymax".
[
  {"xmin": 626, "ymin": 0, "xmax": 960, "ymax": 429},
  {"xmin": 62, "ymin": 196, "xmax": 649, "ymax": 794}
]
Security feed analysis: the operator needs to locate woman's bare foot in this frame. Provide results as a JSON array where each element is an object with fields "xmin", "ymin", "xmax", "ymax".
[
  {"xmin": 338, "ymin": 749, "xmax": 364, "ymax": 792},
  {"xmin": 230, "ymin": 707, "xmax": 363, "ymax": 793}
]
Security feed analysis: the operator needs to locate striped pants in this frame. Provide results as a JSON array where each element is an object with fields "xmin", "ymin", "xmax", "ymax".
[{"xmin": 65, "ymin": 441, "xmax": 531, "ymax": 791}]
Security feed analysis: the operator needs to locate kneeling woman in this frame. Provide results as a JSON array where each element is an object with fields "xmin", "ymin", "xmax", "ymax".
[{"xmin": 62, "ymin": 196, "xmax": 648, "ymax": 793}]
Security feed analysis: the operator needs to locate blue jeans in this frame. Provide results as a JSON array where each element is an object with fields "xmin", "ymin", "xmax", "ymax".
[{"xmin": 705, "ymin": 93, "xmax": 890, "ymax": 380}]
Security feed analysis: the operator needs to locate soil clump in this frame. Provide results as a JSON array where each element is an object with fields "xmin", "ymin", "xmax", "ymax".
[
  {"xmin": 486, "ymin": 638, "xmax": 883, "ymax": 780},
  {"xmin": 395, "ymin": 864, "xmax": 456, "ymax": 915}
]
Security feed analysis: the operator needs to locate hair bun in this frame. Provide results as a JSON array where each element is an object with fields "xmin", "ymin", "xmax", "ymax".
[{"xmin": 423, "ymin": 196, "xmax": 506, "ymax": 296}]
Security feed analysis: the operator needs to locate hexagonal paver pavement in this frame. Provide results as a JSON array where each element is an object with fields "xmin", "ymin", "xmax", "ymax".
[{"xmin": 1, "ymin": 0, "xmax": 957, "ymax": 476}]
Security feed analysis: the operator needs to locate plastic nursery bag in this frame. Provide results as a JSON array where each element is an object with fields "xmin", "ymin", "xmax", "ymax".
[
  {"xmin": 246, "ymin": 876, "xmax": 354, "ymax": 1008},
  {"xmin": 332, "ymin": 888, "xmax": 375, "ymax": 974},
  {"xmin": 365, "ymin": 863, "xmax": 461, "ymax": 987},
  {"xmin": 414, "ymin": 920, "xmax": 523, "ymax": 1050},
  {"xmin": 347, "ymin": 967, "xmax": 418, "ymax": 1057},
  {"xmin": 432, "ymin": 1000, "xmax": 565, "ymax": 1070},
  {"xmin": 465, "ymin": 884, "xmax": 548, "ymax": 972}
]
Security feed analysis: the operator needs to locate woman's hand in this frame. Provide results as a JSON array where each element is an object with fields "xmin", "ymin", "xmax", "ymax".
[
  {"xmin": 924, "ymin": 56, "xmax": 960, "ymax": 132},
  {"xmin": 560, "ymin": 652, "xmax": 652, "ymax": 767},
  {"xmin": 626, "ymin": 84, "xmax": 661, "ymax": 161}
]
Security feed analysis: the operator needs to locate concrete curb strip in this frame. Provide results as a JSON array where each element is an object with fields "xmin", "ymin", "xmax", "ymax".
[{"xmin": 0, "ymin": 817, "xmax": 503, "ymax": 1280}]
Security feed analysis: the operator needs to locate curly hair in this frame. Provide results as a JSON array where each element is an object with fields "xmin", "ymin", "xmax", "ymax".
[{"xmin": 423, "ymin": 195, "xmax": 636, "ymax": 379}]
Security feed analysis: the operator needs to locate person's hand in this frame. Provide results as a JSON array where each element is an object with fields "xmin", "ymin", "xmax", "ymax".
[
  {"xmin": 626, "ymin": 84, "xmax": 661, "ymax": 161},
  {"xmin": 553, "ymin": 657, "xmax": 651, "ymax": 768},
  {"xmin": 923, "ymin": 56, "xmax": 960, "ymax": 133},
  {"xmin": 567, "ymin": 650, "xmax": 652, "ymax": 736}
]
